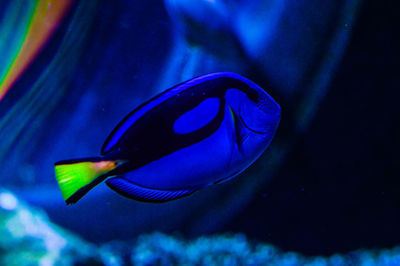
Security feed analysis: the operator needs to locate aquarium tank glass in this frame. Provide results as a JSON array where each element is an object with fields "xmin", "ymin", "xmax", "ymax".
[{"xmin": 0, "ymin": 0, "xmax": 399, "ymax": 265}]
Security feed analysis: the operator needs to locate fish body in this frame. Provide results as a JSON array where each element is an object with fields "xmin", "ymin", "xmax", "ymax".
[{"xmin": 55, "ymin": 72, "xmax": 280, "ymax": 204}]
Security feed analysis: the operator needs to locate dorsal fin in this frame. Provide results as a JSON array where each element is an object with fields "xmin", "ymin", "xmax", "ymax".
[{"xmin": 105, "ymin": 176, "xmax": 199, "ymax": 202}]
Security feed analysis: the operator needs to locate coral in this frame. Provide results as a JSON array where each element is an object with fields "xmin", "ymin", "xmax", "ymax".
[
  {"xmin": 0, "ymin": 189, "xmax": 102, "ymax": 265},
  {"xmin": 131, "ymin": 233, "xmax": 400, "ymax": 266}
]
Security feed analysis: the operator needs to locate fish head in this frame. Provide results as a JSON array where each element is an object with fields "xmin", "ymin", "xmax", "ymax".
[{"xmin": 225, "ymin": 88, "xmax": 280, "ymax": 159}]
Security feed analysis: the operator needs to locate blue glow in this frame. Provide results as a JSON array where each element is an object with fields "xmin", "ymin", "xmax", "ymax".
[{"xmin": 0, "ymin": 192, "xmax": 18, "ymax": 210}]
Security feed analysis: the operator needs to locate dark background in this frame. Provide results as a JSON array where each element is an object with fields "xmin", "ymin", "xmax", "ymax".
[{"xmin": 226, "ymin": 0, "xmax": 400, "ymax": 256}]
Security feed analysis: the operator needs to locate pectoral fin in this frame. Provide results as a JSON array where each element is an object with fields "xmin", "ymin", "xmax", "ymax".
[{"xmin": 228, "ymin": 106, "xmax": 248, "ymax": 149}]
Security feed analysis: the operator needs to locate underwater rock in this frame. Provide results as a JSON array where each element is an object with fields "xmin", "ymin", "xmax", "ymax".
[{"xmin": 0, "ymin": 188, "xmax": 102, "ymax": 266}]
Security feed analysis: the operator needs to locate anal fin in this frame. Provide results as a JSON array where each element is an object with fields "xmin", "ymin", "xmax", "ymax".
[{"xmin": 106, "ymin": 176, "xmax": 198, "ymax": 203}]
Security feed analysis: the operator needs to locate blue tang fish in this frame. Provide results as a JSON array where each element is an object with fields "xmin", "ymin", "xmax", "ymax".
[{"xmin": 55, "ymin": 72, "xmax": 280, "ymax": 204}]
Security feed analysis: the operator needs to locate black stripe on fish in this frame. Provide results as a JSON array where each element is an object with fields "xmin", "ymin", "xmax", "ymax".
[{"xmin": 102, "ymin": 75, "xmax": 264, "ymax": 173}]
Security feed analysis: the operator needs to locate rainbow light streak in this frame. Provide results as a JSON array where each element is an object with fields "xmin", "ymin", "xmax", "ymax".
[{"xmin": 0, "ymin": 0, "xmax": 74, "ymax": 101}]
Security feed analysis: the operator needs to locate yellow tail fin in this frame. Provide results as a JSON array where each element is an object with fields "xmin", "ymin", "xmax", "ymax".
[{"xmin": 54, "ymin": 159, "xmax": 120, "ymax": 204}]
